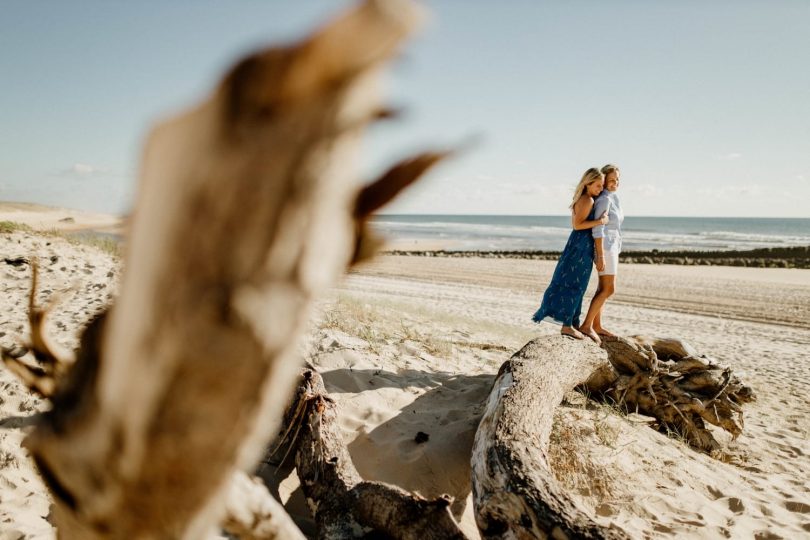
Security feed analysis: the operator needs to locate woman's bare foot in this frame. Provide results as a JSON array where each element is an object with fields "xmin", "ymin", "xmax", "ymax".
[
  {"xmin": 561, "ymin": 326, "xmax": 585, "ymax": 340},
  {"xmin": 594, "ymin": 327, "xmax": 616, "ymax": 337},
  {"xmin": 578, "ymin": 325, "xmax": 602, "ymax": 345}
]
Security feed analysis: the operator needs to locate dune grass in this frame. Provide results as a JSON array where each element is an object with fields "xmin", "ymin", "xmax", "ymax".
[
  {"xmin": 0, "ymin": 220, "xmax": 34, "ymax": 234},
  {"xmin": 318, "ymin": 294, "xmax": 455, "ymax": 357},
  {"xmin": 57, "ymin": 232, "xmax": 121, "ymax": 258},
  {"xmin": 549, "ymin": 413, "xmax": 618, "ymax": 501},
  {"xmin": 318, "ymin": 291, "xmax": 536, "ymax": 359},
  {"xmin": 1, "ymin": 220, "xmax": 122, "ymax": 258}
]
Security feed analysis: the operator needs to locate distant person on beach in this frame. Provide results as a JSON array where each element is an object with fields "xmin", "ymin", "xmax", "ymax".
[
  {"xmin": 532, "ymin": 168, "xmax": 608, "ymax": 340},
  {"xmin": 579, "ymin": 164, "xmax": 624, "ymax": 339}
]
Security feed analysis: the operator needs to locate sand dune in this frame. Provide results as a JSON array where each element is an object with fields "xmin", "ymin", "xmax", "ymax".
[{"xmin": 0, "ymin": 202, "xmax": 123, "ymax": 234}]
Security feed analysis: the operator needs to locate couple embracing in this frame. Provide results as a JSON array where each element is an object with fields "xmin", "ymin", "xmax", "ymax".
[{"xmin": 532, "ymin": 164, "xmax": 623, "ymax": 345}]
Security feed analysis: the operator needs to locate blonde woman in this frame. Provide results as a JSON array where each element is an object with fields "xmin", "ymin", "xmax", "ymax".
[
  {"xmin": 532, "ymin": 168, "xmax": 608, "ymax": 339},
  {"xmin": 580, "ymin": 164, "xmax": 624, "ymax": 340}
]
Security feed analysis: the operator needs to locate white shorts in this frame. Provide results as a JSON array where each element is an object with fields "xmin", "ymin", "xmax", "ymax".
[
  {"xmin": 599, "ymin": 249, "xmax": 620, "ymax": 276},
  {"xmin": 598, "ymin": 233, "xmax": 621, "ymax": 276}
]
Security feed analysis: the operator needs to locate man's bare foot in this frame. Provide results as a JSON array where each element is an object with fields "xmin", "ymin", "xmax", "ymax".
[
  {"xmin": 594, "ymin": 327, "xmax": 616, "ymax": 337},
  {"xmin": 578, "ymin": 325, "xmax": 602, "ymax": 345},
  {"xmin": 561, "ymin": 327, "xmax": 585, "ymax": 340}
]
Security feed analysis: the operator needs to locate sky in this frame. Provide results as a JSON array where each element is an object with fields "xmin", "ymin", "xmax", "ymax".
[{"xmin": 1, "ymin": 1, "xmax": 808, "ymax": 218}]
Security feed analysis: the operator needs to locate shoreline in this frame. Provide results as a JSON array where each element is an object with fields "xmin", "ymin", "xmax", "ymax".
[
  {"xmin": 383, "ymin": 245, "xmax": 810, "ymax": 269},
  {"xmin": 352, "ymin": 255, "xmax": 810, "ymax": 329}
]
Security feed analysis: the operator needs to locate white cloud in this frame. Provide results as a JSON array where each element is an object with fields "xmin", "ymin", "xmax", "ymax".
[
  {"xmin": 625, "ymin": 183, "xmax": 660, "ymax": 197},
  {"xmin": 461, "ymin": 182, "xmax": 572, "ymax": 199},
  {"xmin": 718, "ymin": 152, "xmax": 742, "ymax": 161},
  {"xmin": 58, "ymin": 163, "xmax": 111, "ymax": 177},
  {"xmin": 696, "ymin": 184, "xmax": 765, "ymax": 198}
]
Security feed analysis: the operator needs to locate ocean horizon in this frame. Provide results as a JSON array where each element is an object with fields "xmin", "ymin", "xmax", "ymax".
[{"xmin": 370, "ymin": 214, "xmax": 810, "ymax": 252}]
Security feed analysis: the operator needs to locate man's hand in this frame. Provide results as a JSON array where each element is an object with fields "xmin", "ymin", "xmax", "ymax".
[{"xmin": 595, "ymin": 254, "xmax": 605, "ymax": 272}]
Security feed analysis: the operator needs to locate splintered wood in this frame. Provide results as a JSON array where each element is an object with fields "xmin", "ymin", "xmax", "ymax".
[{"xmin": 5, "ymin": 1, "xmax": 432, "ymax": 538}]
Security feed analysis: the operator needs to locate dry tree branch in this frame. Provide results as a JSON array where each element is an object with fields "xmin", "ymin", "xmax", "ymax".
[{"xmin": 1, "ymin": 1, "xmax": 440, "ymax": 538}]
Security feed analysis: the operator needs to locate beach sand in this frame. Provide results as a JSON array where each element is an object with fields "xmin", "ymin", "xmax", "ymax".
[
  {"xmin": 0, "ymin": 202, "xmax": 123, "ymax": 235},
  {"xmin": 1, "ymin": 221, "xmax": 809, "ymax": 538},
  {"xmin": 295, "ymin": 257, "xmax": 810, "ymax": 538},
  {"xmin": 0, "ymin": 228, "xmax": 120, "ymax": 538}
]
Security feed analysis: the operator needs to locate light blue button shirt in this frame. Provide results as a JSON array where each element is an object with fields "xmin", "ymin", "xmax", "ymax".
[{"xmin": 591, "ymin": 191, "xmax": 623, "ymax": 250}]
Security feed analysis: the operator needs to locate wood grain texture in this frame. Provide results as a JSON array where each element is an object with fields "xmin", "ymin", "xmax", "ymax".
[
  {"xmin": 471, "ymin": 336, "xmax": 625, "ymax": 540},
  {"xmin": 16, "ymin": 1, "xmax": 425, "ymax": 538}
]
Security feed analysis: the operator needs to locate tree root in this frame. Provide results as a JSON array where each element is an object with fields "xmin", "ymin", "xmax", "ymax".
[{"xmin": 585, "ymin": 335, "xmax": 756, "ymax": 455}]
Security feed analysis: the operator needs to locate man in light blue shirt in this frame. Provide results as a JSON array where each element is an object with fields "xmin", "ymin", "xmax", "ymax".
[{"xmin": 579, "ymin": 164, "xmax": 624, "ymax": 340}]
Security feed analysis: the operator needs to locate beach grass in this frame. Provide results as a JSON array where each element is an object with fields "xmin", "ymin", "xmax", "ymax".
[
  {"xmin": 0, "ymin": 220, "xmax": 121, "ymax": 257},
  {"xmin": 0, "ymin": 220, "xmax": 34, "ymax": 234},
  {"xmin": 319, "ymin": 292, "xmax": 535, "ymax": 360},
  {"xmin": 59, "ymin": 232, "xmax": 121, "ymax": 258},
  {"xmin": 548, "ymin": 410, "xmax": 619, "ymax": 503},
  {"xmin": 319, "ymin": 294, "xmax": 456, "ymax": 356}
]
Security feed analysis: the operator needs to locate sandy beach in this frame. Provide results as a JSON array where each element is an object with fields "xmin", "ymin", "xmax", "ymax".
[
  {"xmin": 1, "ymin": 221, "xmax": 809, "ymax": 538},
  {"xmin": 0, "ymin": 202, "xmax": 123, "ymax": 235}
]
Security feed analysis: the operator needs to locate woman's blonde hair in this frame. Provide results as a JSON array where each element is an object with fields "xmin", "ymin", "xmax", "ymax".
[
  {"xmin": 569, "ymin": 167, "xmax": 604, "ymax": 209},
  {"xmin": 601, "ymin": 163, "xmax": 620, "ymax": 176}
]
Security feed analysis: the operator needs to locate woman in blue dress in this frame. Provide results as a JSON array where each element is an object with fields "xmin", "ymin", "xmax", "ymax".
[{"xmin": 532, "ymin": 167, "xmax": 608, "ymax": 340}]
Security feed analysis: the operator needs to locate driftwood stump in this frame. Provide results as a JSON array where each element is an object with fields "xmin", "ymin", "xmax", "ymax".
[
  {"xmin": 585, "ymin": 335, "xmax": 756, "ymax": 455},
  {"xmin": 267, "ymin": 368, "xmax": 467, "ymax": 539},
  {"xmin": 471, "ymin": 336, "xmax": 625, "ymax": 539}
]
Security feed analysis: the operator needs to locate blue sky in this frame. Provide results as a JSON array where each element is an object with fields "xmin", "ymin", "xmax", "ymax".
[{"xmin": 1, "ymin": 1, "xmax": 808, "ymax": 217}]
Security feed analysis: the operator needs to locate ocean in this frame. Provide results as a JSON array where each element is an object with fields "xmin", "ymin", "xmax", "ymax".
[{"xmin": 370, "ymin": 215, "xmax": 810, "ymax": 252}]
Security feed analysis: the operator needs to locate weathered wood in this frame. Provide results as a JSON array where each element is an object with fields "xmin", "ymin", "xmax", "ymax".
[
  {"xmin": 471, "ymin": 336, "xmax": 625, "ymax": 539},
  {"xmin": 352, "ymin": 151, "xmax": 451, "ymax": 265},
  {"xmin": 274, "ymin": 368, "xmax": 468, "ymax": 539},
  {"xmin": 585, "ymin": 335, "xmax": 755, "ymax": 455},
  {"xmin": 222, "ymin": 471, "xmax": 306, "ymax": 540},
  {"xmin": 4, "ymin": 1, "xmax": 427, "ymax": 538},
  {"xmin": 1, "ymin": 262, "xmax": 74, "ymax": 398}
]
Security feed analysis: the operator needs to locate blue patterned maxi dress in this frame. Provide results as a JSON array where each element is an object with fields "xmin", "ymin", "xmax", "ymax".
[{"xmin": 532, "ymin": 205, "xmax": 596, "ymax": 327}]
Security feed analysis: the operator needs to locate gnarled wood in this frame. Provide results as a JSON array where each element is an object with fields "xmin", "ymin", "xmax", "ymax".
[
  {"xmin": 471, "ymin": 336, "xmax": 625, "ymax": 539},
  {"xmin": 222, "ymin": 471, "xmax": 306, "ymax": 540},
  {"xmin": 4, "ymin": 1, "xmax": 428, "ymax": 538},
  {"xmin": 585, "ymin": 335, "xmax": 755, "ymax": 454},
  {"xmin": 271, "ymin": 368, "xmax": 467, "ymax": 539}
]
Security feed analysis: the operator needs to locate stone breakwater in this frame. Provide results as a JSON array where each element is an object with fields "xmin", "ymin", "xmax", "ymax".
[{"xmin": 384, "ymin": 245, "xmax": 810, "ymax": 269}]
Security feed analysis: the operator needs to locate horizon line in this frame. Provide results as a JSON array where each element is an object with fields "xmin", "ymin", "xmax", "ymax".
[{"xmin": 375, "ymin": 213, "xmax": 810, "ymax": 220}]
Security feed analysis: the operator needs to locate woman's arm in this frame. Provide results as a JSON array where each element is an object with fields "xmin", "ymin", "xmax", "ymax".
[
  {"xmin": 594, "ymin": 237, "xmax": 605, "ymax": 272},
  {"xmin": 591, "ymin": 195, "xmax": 610, "ymax": 239},
  {"xmin": 572, "ymin": 197, "xmax": 608, "ymax": 230}
]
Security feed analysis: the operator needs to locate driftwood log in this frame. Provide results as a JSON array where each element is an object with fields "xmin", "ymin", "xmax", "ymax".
[
  {"xmin": 266, "ymin": 368, "xmax": 467, "ymax": 539},
  {"xmin": 0, "ymin": 1, "xmax": 443, "ymax": 538},
  {"xmin": 221, "ymin": 471, "xmax": 306, "ymax": 540},
  {"xmin": 471, "ymin": 336, "xmax": 625, "ymax": 539},
  {"xmin": 585, "ymin": 335, "xmax": 756, "ymax": 454},
  {"xmin": 471, "ymin": 334, "xmax": 755, "ymax": 539}
]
